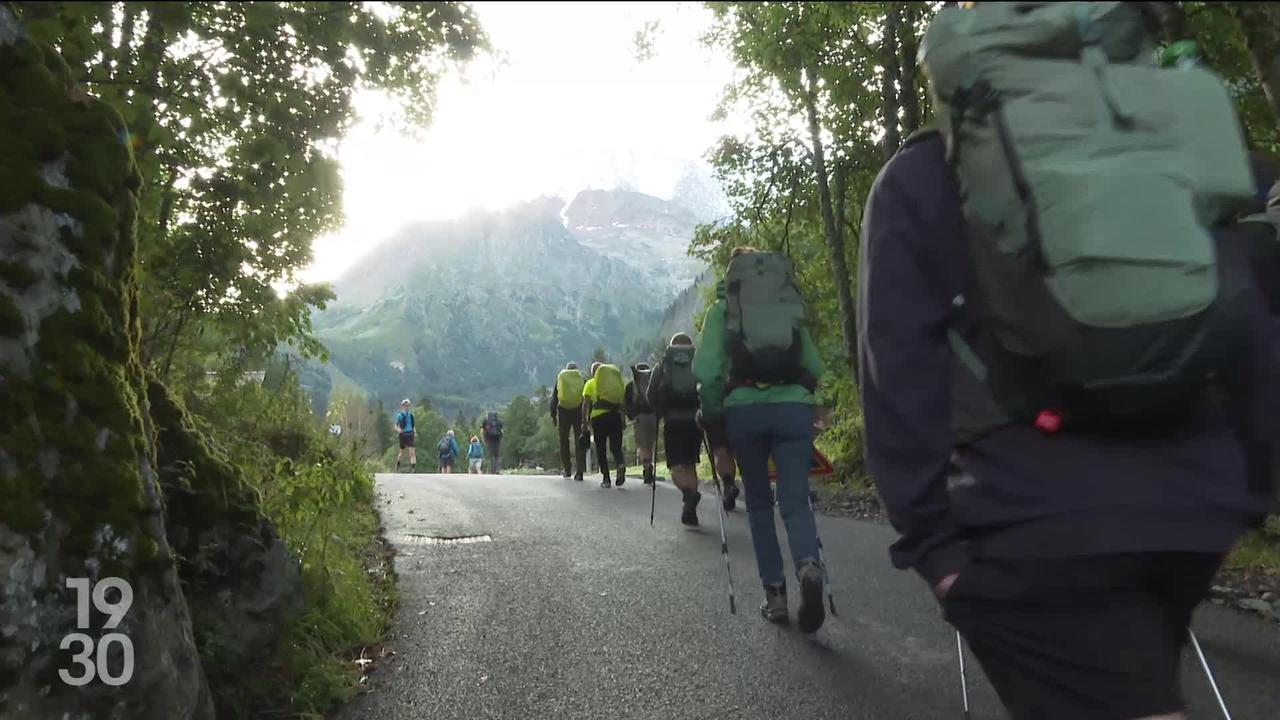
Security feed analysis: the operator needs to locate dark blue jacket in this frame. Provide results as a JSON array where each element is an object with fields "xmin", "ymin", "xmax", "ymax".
[{"xmin": 857, "ymin": 132, "xmax": 1276, "ymax": 586}]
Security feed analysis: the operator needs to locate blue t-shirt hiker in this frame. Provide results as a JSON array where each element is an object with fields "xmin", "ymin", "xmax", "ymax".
[{"xmin": 394, "ymin": 399, "xmax": 417, "ymax": 473}]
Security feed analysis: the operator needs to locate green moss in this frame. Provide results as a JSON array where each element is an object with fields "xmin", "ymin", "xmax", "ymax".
[
  {"xmin": 0, "ymin": 293, "xmax": 22, "ymax": 335},
  {"xmin": 0, "ymin": 20, "xmax": 158, "ymax": 578}
]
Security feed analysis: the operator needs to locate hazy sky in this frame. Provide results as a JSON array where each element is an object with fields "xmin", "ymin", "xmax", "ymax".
[{"xmin": 302, "ymin": 1, "xmax": 742, "ymax": 283}]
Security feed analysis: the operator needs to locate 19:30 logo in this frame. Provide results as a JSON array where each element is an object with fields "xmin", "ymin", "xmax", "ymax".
[{"xmin": 59, "ymin": 578, "xmax": 134, "ymax": 687}]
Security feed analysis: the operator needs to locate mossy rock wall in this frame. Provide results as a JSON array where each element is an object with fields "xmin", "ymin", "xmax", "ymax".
[
  {"xmin": 0, "ymin": 6, "xmax": 212, "ymax": 718},
  {"xmin": 147, "ymin": 381, "xmax": 302, "ymax": 711}
]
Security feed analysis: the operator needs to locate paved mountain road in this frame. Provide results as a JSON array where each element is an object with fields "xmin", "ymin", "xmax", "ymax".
[{"xmin": 336, "ymin": 473, "xmax": 1280, "ymax": 719}]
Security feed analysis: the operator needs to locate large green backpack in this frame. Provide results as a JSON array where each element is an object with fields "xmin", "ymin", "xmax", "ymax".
[
  {"xmin": 593, "ymin": 364, "xmax": 625, "ymax": 411},
  {"xmin": 921, "ymin": 1, "xmax": 1256, "ymax": 435},
  {"xmin": 723, "ymin": 251, "xmax": 814, "ymax": 390}
]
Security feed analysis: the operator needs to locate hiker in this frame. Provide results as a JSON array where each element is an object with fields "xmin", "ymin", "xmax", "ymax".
[
  {"xmin": 481, "ymin": 411, "xmax": 504, "ymax": 474},
  {"xmin": 857, "ymin": 4, "xmax": 1277, "ymax": 718},
  {"xmin": 649, "ymin": 333, "xmax": 720, "ymax": 525},
  {"xmin": 467, "ymin": 435, "xmax": 484, "ymax": 474},
  {"xmin": 694, "ymin": 249, "xmax": 827, "ymax": 632},
  {"xmin": 393, "ymin": 399, "xmax": 416, "ymax": 473},
  {"xmin": 625, "ymin": 362, "xmax": 658, "ymax": 485},
  {"xmin": 582, "ymin": 361, "xmax": 626, "ymax": 488},
  {"xmin": 436, "ymin": 429, "xmax": 460, "ymax": 474},
  {"xmin": 550, "ymin": 361, "xmax": 588, "ymax": 481}
]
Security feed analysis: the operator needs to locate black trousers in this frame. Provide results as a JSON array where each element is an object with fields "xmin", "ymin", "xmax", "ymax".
[
  {"xmin": 590, "ymin": 411, "xmax": 624, "ymax": 479},
  {"xmin": 556, "ymin": 406, "xmax": 586, "ymax": 476},
  {"xmin": 943, "ymin": 551, "xmax": 1225, "ymax": 720}
]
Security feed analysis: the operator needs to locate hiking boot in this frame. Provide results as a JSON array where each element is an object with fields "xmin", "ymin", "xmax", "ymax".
[
  {"xmin": 680, "ymin": 490, "xmax": 701, "ymax": 526},
  {"xmin": 600, "ymin": 475, "xmax": 611, "ymax": 488},
  {"xmin": 575, "ymin": 472, "xmax": 584, "ymax": 482},
  {"xmin": 615, "ymin": 469, "xmax": 626, "ymax": 487},
  {"xmin": 643, "ymin": 464, "xmax": 655, "ymax": 484},
  {"xmin": 722, "ymin": 478, "xmax": 739, "ymax": 511},
  {"xmin": 760, "ymin": 582, "xmax": 788, "ymax": 623},
  {"xmin": 409, "ymin": 464, "xmax": 416, "ymax": 474},
  {"xmin": 563, "ymin": 469, "xmax": 572, "ymax": 479},
  {"xmin": 796, "ymin": 560, "xmax": 826, "ymax": 634}
]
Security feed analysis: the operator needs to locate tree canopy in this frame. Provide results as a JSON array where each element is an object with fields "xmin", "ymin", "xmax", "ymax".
[{"xmin": 13, "ymin": 1, "xmax": 487, "ymax": 387}]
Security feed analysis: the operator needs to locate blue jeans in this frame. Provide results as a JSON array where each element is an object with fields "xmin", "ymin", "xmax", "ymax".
[{"xmin": 725, "ymin": 402, "xmax": 820, "ymax": 587}]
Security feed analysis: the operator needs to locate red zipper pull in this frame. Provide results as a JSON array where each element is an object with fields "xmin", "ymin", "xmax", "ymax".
[{"xmin": 1034, "ymin": 409, "xmax": 1064, "ymax": 434}]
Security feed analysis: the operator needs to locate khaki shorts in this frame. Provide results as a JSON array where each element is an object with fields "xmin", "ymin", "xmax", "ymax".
[{"xmin": 633, "ymin": 413, "xmax": 658, "ymax": 448}]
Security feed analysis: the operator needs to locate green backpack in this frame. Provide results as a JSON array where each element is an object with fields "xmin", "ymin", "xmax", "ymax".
[
  {"xmin": 723, "ymin": 251, "xmax": 814, "ymax": 390},
  {"xmin": 593, "ymin": 364, "xmax": 625, "ymax": 411},
  {"xmin": 921, "ymin": 1, "xmax": 1256, "ymax": 435}
]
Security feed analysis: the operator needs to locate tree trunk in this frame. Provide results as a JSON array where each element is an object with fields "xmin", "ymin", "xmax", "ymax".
[
  {"xmin": 0, "ymin": 6, "xmax": 213, "ymax": 718},
  {"xmin": 900, "ymin": 4, "xmax": 922, "ymax": 136},
  {"xmin": 880, "ymin": 6, "xmax": 902, "ymax": 160},
  {"xmin": 803, "ymin": 67, "xmax": 858, "ymax": 371},
  {"xmin": 1231, "ymin": 2, "xmax": 1280, "ymax": 126}
]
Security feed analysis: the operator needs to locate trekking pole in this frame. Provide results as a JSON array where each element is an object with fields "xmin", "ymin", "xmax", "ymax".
[
  {"xmin": 807, "ymin": 493, "xmax": 838, "ymax": 617},
  {"xmin": 649, "ymin": 465, "xmax": 657, "ymax": 526},
  {"xmin": 957, "ymin": 630, "xmax": 972, "ymax": 720},
  {"xmin": 702, "ymin": 434, "xmax": 737, "ymax": 614},
  {"xmin": 1189, "ymin": 629, "xmax": 1233, "ymax": 720}
]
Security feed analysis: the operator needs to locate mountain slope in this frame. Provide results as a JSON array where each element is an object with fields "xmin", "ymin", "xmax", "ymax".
[{"xmin": 310, "ymin": 191, "xmax": 710, "ymax": 413}]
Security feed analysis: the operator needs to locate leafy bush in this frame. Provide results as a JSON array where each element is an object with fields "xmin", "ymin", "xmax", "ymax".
[{"xmin": 183, "ymin": 378, "xmax": 394, "ymax": 718}]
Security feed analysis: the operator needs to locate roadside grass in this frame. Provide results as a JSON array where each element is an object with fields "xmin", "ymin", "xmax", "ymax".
[
  {"xmin": 227, "ymin": 459, "xmax": 397, "ymax": 720},
  {"xmin": 1224, "ymin": 516, "xmax": 1280, "ymax": 575}
]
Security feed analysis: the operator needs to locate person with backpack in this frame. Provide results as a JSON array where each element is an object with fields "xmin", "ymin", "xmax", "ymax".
[
  {"xmin": 481, "ymin": 411, "xmax": 504, "ymax": 474},
  {"xmin": 649, "ymin": 333, "xmax": 719, "ymax": 525},
  {"xmin": 694, "ymin": 249, "xmax": 828, "ymax": 632},
  {"xmin": 857, "ymin": 3, "xmax": 1277, "ymax": 717},
  {"xmin": 550, "ymin": 361, "xmax": 588, "ymax": 481},
  {"xmin": 467, "ymin": 435, "xmax": 485, "ymax": 474},
  {"xmin": 436, "ymin": 429, "xmax": 461, "ymax": 474},
  {"xmin": 582, "ymin": 361, "xmax": 627, "ymax": 488},
  {"xmin": 625, "ymin": 362, "xmax": 659, "ymax": 485},
  {"xmin": 393, "ymin": 399, "xmax": 416, "ymax": 473}
]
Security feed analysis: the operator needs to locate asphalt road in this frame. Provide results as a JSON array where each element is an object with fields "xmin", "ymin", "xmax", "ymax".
[{"xmin": 336, "ymin": 472, "xmax": 1280, "ymax": 720}]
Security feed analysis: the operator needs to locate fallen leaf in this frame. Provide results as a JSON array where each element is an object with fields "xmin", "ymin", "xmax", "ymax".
[{"xmin": 418, "ymin": 610, "xmax": 427, "ymax": 616}]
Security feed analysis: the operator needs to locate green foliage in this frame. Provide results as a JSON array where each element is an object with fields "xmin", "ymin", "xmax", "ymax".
[
  {"xmin": 13, "ymin": 1, "xmax": 487, "ymax": 383},
  {"xmin": 185, "ymin": 375, "xmax": 393, "ymax": 718},
  {"xmin": 1174, "ymin": 2, "xmax": 1280, "ymax": 153}
]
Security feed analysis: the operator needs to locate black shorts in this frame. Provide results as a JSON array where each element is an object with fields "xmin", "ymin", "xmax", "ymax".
[
  {"xmin": 942, "ymin": 551, "xmax": 1223, "ymax": 720},
  {"xmin": 398, "ymin": 432, "xmax": 415, "ymax": 449},
  {"xmin": 662, "ymin": 419, "xmax": 702, "ymax": 467}
]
